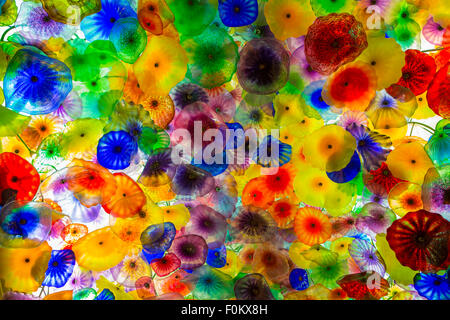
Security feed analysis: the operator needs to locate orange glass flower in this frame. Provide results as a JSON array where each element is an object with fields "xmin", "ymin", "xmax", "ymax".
[
  {"xmin": 102, "ymin": 173, "xmax": 147, "ymax": 218},
  {"xmin": 294, "ymin": 207, "xmax": 332, "ymax": 246}
]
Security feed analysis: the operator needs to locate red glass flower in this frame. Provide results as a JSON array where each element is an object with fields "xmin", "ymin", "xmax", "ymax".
[
  {"xmin": 426, "ymin": 62, "xmax": 450, "ymax": 118},
  {"xmin": 337, "ymin": 272, "xmax": 389, "ymax": 300},
  {"xmin": 0, "ymin": 152, "xmax": 40, "ymax": 205},
  {"xmin": 150, "ymin": 253, "xmax": 181, "ymax": 277},
  {"xmin": 304, "ymin": 13, "xmax": 368, "ymax": 75},
  {"xmin": 365, "ymin": 162, "xmax": 405, "ymax": 195},
  {"xmin": 386, "ymin": 210, "xmax": 450, "ymax": 272},
  {"xmin": 396, "ymin": 49, "xmax": 436, "ymax": 96}
]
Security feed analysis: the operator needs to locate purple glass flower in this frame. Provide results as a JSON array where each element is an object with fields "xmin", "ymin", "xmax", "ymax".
[
  {"xmin": 138, "ymin": 148, "xmax": 176, "ymax": 187},
  {"xmin": 197, "ymin": 173, "xmax": 238, "ymax": 218},
  {"xmin": 171, "ymin": 164, "xmax": 215, "ymax": 197},
  {"xmin": 185, "ymin": 205, "xmax": 227, "ymax": 248},
  {"xmin": 349, "ymin": 239, "xmax": 385, "ymax": 276},
  {"xmin": 171, "ymin": 83, "xmax": 209, "ymax": 109},
  {"xmin": 355, "ymin": 202, "xmax": 396, "ymax": 237},
  {"xmin": 17, "ymin": 2, "xmax": 75, "ymax": 40},
  {"xmin": 169, "ymin": 234, "xmax": 208, "ymax": 269}
]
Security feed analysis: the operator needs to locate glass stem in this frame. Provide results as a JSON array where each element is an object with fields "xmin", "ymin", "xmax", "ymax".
[
  {"xmin": 421, "ymin": 47, "xmax": 444, "ymax": 53},
  {"xmin": 407, "ymin": 121, "xmax": 435, "ymax": 134},
  {"xmin": 0, "ymin": 25, "xmax": 23, "ymax": 42},
  {"xmin": 409, "ymin": 123, "xmax": 415, "ymax": 136},
  {"xmin": 16, "ymin": 134, "xmax": 34, "ymax": 155}
]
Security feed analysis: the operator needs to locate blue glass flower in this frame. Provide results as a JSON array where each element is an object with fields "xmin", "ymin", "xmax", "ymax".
[
  {"xmin": 206, "ymin": 244, "xmax": 227, "ymax": 268},
  {"xmin": 302, "ymin": 80, "xmax": 336, "ymax": 121},
  {"xmin": 42, "ymin": 250, "xmax": 76, "ymax": 288},
  {"xmin": 3, "ymin": 49, "xmax": 73, "ymax": 115},
  {"xmin": 289, "ymin": 268, "xmax": 309, "ymax": 291},
  {"xmin": 414, "ymin": 271, "xmax": 450, "ymax": 300},
  {"xmin": 1, "ymin": 207, "xmax": 39, "ymax": 238},
  {"xmin": 80, "ymin": 0, "xmax": 136, "ymax": 41},
  {"xmin": 97, "ymin": 130, "xmax": 137, "ymax": 170},
  {"xmin": 95, "ymin": 289, "xmax": 115, "ymax": 300},
  {"xmin": 140, "ymin": 222, "xmax": 176, "ymax": 255},
  {"xmin": 254, "ymin": 135, "xmax": 292, "ymax": 167},
  {"xmin": 347, "ymin": 124, "xmax": 391, "ymax": 171},
  {"xmin": 327, "ymin": 151, "xmax": 361, "ymax": 183},
  {"xmin": 0, "ymin": 202, "xmax": 53, "ymax": 248},
  {"xmin": 218, "ymin": 0, "xmax": 258, "ymax": 27}
]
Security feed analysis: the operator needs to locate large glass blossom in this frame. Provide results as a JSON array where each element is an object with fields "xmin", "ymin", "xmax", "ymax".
[
  {"xmin": 3, "ymin": 49, "xmax": 72, "ymax": 115},
  {"xmin": 80, "ymin": 0, "xmax": 137, "ymax": 41}
]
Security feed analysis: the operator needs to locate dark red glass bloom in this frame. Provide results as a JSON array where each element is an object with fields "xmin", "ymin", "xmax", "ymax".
[
  {"xmin": 396, "ymin": 49, "xmax": 436, "ymax": 96},
  {"xmin": 0, "ymin": 152, "xmax": 40, "ymax": 205},
  {"xmin": 426, "ymin": 62, "xmax": 450, "ymax": 118},
  {"xmin": 386, "ymin": 210, "xmax": 450, "ymax": 272},
  {"xmin": 150, "ymin": 253, "xmax": 181, "ymax": 277},
  {"xmin": 337, "ymin": 272, "xmax": 389, "ymax": 300},
  {"xmin": 366, "ymin": 162, "xmax": 405, "ymax": 195},
  {"xmin": 304, "ymin": 13, "xmax": 368, "ymax": 75}
]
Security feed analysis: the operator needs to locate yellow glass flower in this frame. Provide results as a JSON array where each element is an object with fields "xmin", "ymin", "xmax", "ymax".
[
  {"xmin": 273, "ymin": 93, "xmax": 306, "ymax": 127},
  {"xmin": 160, "ymin": 204, "xmax": 190, "ymax": 229},
  {"xmin": 264, "ymin": 0, "xmax": 316, "ymax": 41},
  {"xmin": 60, "ymin": 118, "xmax": 105, "ymax": 157},
  {"xmin": 429, "ymin": 0, "xmax": 450, "ymax": 27},
  {"xmin": 288, "ymin": 241, "xmax": 317, "ymax": 269},
  {"xmin": 411, "ymin": 92, "xmax": 436, "ymax": 119},
  {"xmin": 388, "ymin": 182, "xmax": 423, "ymax": 217},
  {"xmin": 29, "ymin": 115, "xmax": 62, "ymax": 143},
  {"xmin": 72, "ymin": 227, "xmax": 129, "ymax": 272},
  {"xmin": 324, "ymin": 182, "xmax": 357, "ymax": 217},
  {"xmin": 218, "ymin": 249, "xmax": 241, "ymax": 278},
  {"xmin": 134, "ymin": 36, "xmax": 188, "ymax": 95},
  {"xmin": 96, "ymin": 275, "xmax": 136, "ymax": 300},
  {"xmin": 367, "ymin": 117, "xmax": 408, "ymax": 142},
  {"xmin": 0, "ymin": 242, "xmax": 52, "ymax": 293},
  {"xmin": 330, "ymin": 237, "xmax": 354, "ymax": 258},
  {"xmin": 386, "ymin": 141, "xmax": 434, "ymax": 184},
  {"xmin": 356, "ymin": 34, "xmax": 405, "ymax": 90},
  {"xmin": 1, "ymin": 136, "xmax": 31, "ymax": 160},
  {"xmin": 293, "ymin": 164, "xmax": 337, "ymax": 208},
  {"xmin": 302, "ymin": 124, "xmax": 357, "ymax": 172}
]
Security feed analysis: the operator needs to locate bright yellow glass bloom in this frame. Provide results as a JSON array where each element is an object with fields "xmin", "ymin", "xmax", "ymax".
[
  {"xmin": 357, "ymin": 34, "xmax": 405, "ymax": 90},
  {"xmin": 72, "ymin": 227, "xmax": 129, "ymax": 272},
  {"xmin": 293, "ymin": 164, "xmax": 337, "ymax": 208},
  {"xmin": 386, "ymin": 141, "xmax": 434, "ymax": 184},
  {"xmin": 388, "ymin": 182, "xmax": 423, "ymax": 217},
  {"xmin": 302, "ymin": 124, "xmax": 357, "ymax": 172},
  {"xmin": 134, "ymin": 36, "xmax": 188, "ymax": 95},
  {"xmin": 160, "ymin": 203, "xmax": 190, "ymax": 229},
  {"xmin": 273, "ymin": 93, "xmax": 306, "ymax": 127},
  {"xmin": 0, "ymin": 242, "xmax": 52, "ymax": 293},
  {"xmin": 264, "ymin": 0, "xmax": 316, "ymax": 41}
]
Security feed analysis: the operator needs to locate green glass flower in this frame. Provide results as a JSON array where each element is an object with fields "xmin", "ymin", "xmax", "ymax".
[{"xmin": 182, "ymin": 25, "xmax": 239, "ymax": 89}]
